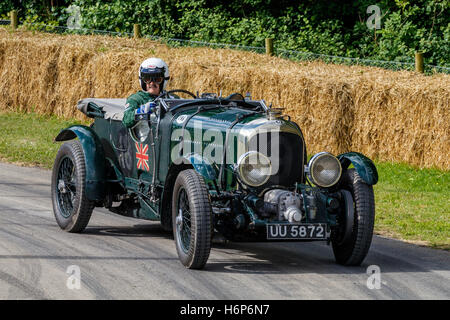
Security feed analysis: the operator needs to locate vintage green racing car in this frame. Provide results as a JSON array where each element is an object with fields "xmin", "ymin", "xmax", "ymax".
[{"xmin": 51, "ymin": 90, "xmax": 378, "ymax": 269}]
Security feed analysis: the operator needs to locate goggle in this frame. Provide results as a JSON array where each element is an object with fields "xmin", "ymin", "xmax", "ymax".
[{"xmin": 142, "ymin": 75, "xmax": 164, "ymax": 84}]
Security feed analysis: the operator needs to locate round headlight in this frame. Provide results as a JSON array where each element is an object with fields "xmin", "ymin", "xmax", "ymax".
[
  {"xmin": 307, "ymin": 152, "xmax": 342, "ymax": 187},
  {"xmin": 237, "ymin": 151, "xmax": 272, "ymax": 187}
]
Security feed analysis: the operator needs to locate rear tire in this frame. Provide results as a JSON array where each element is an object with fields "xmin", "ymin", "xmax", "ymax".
[
  {"xmin": 332, "ymin": 169, "xmax": 375, "ymax": 266},
  {"xmin": 51, "ymin": 140, "xmax": 94, "ymax": 233},
  {"xmin": 172, "ymin": 169, "xmax": 212, "ymax": 269}
]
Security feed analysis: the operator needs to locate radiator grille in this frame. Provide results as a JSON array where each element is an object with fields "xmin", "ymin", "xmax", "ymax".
[{"xmin": 248, "ymin": 132, "xmax": 306, "ymax": 188}]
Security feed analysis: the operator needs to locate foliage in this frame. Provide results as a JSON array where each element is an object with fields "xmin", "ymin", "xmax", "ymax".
[
  {"xmin": 0, "ymin": 1, "xmax": 14, "ymax": 17},
  {"xmin": 377, "ymin": 2, "xmax": 450, "ymax": 65},
  {"xmin": 1, "ymin": 0, "xmax": 449, "ymax": 66}
]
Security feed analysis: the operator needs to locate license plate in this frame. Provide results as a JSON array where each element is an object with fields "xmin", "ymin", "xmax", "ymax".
[{"xmin": 266, "ymin": 223, "xmax": 327, "ymax": 240}]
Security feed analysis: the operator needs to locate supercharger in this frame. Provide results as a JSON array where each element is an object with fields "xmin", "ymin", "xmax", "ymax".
[{"xmin": 263, "ymin": 189, "xmax": 304, "ymax": 223}]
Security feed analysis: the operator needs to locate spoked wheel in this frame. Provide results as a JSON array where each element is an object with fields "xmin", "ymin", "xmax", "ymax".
[
  {"xmin": 176, "ymin": 188, "xmax": 192, "ymax": 253},
  {"xmin": 56, "ymin": 157, "xmax": 77, "ymax": 218},
  {"xmin": 331, "ymin": 169, "xmax": 375, "ymax": 266},
  {"xmin": 172, "ymin": 169, "xmax": 212, "ymax": 269},
  {"xmin": 51, "ymin": 140, "xmax": 94, "ymax": 233}
]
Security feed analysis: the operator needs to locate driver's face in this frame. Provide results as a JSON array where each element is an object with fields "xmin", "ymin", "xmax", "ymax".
[{"xmin": 146, "ymin": 80, "xmax": 161, "ymax": 95}]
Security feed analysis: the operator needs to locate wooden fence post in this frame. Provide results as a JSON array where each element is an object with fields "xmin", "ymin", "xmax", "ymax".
[
  {"xmin": 265, "ymin": 38, "xmax": 274, "ymax": 56},
  {"xmin": 134, "ymin": 24, "xmax": 141, "ymax": 39},
  {"xmin": 415, "ymin": 52, "xmax": 424, "ymax": 73},
  {"xmin": 10, "ymin": 10, "xmax": 18, "ymax": 30}
]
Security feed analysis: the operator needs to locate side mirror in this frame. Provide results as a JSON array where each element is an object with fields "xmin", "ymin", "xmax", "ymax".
[{"xmin": 129, "ymin": 120, "xmax": 150, "ymax": 143}]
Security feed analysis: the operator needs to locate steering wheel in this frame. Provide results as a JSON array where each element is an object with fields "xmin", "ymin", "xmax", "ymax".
[
  {"xmin": 226, "ymin": 92, "xmax": 245, "ymax": 101},
  {"xmin": 158, "ymin": 89, "xmax": 197, "ymax": 99}
]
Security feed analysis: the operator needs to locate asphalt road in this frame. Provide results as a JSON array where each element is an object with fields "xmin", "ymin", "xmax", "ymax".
[{"xmin": 0, "ymin": 162, "xmax": 448, "ymax": 300}]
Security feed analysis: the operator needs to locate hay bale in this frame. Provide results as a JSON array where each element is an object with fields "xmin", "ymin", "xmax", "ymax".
[{"xmin": 0, "ymin": 29, "xmax": 448, "ymax": 170}]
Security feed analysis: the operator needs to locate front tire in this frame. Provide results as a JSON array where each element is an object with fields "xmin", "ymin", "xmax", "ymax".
[
  {"xmin": 332, "ymin": 169, "xmax": 375, "ymax": 266},
  {"xmin": 51, "ymin": 140, "xmax": 94, "ymax": 233},
  {"xmin": 172, "ymin": 169, "xmax": 212, "ymax": 269}
]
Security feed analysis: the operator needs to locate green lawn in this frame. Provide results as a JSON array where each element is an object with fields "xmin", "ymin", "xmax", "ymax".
[
  {"xmin": 373, "ymin": 162, "xmax": 449, "ymax": 250},
  {"xmin": 0, "ymin": 111, "xmax": 89, "ymax": 168},
  {"xmin": 0, "ymin": 111, "xmax": 448, "ymax": 250}
]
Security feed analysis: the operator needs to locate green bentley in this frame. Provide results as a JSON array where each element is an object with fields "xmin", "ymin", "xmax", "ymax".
[{"xmin": 51, "ymin": 90, "xmax": 378, "ymax": 269}]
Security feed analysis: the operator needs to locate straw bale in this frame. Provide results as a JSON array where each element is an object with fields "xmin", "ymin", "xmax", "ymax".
[{"xmin": 0, "ymin": 29, "xmax": 448, "ymax": 169}]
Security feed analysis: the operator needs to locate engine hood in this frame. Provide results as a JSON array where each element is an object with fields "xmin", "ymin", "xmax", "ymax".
[
  {"xmin": 170, "ymin": 106, "xmax": 305, "ymax": 168},
  {"xmin": 172, "ymin": 107, "xmax": 303, "ymax": 138},
  {"xmin": 168, "ymin": 106, "xmax": 307, "ymax": 189}
]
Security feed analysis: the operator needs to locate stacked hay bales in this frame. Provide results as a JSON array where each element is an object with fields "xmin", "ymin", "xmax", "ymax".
[{"xmin": 0, "ymin": 29, "xmax": 448, "ymax": 169}]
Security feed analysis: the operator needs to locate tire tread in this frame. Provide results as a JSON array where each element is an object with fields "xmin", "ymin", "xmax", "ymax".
[
  {"xmin": 332, "ymin": 169, "xmax": 375, "ymax": 266},
  {"xmin": 172, "ymin": 169, "xmax": 212, "ymax": 269},
  {"xmin": 51, "ymin": 140, "xmax": 94, "ymax": 233}
]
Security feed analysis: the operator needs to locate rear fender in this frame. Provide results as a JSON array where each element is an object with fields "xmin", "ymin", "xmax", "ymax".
[
  {"xmin": 55, "ymin": 125, "xmax": 106, "ymax": 201},
  {"xmin": 337, "ymin": 152, "xmax": 378, "ymax": 185}
]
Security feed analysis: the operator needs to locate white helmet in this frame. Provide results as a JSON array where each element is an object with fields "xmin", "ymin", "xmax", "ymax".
[{"xmin": 139, "ymin": 57, "xmax": 170, "ymax": 92}]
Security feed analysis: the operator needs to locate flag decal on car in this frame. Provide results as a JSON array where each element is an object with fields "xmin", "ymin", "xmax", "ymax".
[{"xmin": 135, "ymin": 142, "xmax": 149, "ymax": 171}]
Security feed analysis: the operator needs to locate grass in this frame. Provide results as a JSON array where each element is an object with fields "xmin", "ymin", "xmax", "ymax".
[
  {"xmin": 373, "ymin": 162, "xmax": 449, "ymax": 250},
  {"xmin": 0, "ymin": 111, "xmax": 90, "ymax": 168},
  {"xmin": 0, "ymin": 110, "xmax": 448, "ymax": 250}
]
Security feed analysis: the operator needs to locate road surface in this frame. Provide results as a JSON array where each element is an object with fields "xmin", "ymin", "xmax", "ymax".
[{"xmin": 0, "ymin": 162, "xmax": 448, "ymax": 299}]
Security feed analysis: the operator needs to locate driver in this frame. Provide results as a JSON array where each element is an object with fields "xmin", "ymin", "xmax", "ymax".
[{"xmin": 122, "ymin": 57, "xmax": 170, "ymax": 128}]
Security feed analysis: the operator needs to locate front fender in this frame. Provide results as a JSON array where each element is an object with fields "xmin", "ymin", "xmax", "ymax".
[
  {"xmin": 338, "ymin": 152, "xmax": 378, "ymax": 185},
  {"xmin": 183, "ymin": 153, "xmax": 217, "ymax": 182},
  {"xmin": 55, "ymin": 125, "xmax": 106, "ymax": 201}
]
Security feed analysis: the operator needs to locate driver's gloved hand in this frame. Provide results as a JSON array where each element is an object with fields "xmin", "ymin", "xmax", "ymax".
[{"xmin": 135, "ymin": 101, "xmax": 156, "ymax": 115}]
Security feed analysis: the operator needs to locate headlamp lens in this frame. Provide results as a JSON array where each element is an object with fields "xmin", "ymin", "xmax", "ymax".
[
  {"xmin": 237, "ymin": 151, "xmax": 272, "ymax": 187},
  {"xmin": 307, "ymin": 152, "xmax": 342, "ymax": 187}
]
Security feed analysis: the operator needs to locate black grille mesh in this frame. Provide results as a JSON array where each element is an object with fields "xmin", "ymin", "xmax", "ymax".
[{"xmin": 248, "ymin": 132, "xmax": 305, "ymax": 188}]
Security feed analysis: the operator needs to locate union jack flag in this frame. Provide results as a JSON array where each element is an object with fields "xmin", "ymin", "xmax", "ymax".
[{"xmin": 135, "ymin": 142, "xmax": 149, "ymax": 171}]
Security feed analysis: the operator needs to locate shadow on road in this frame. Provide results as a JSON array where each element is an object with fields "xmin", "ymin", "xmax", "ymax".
[
  {"xmin": 83, "ymin": 224, "xmax": 173, "ymax": 240},
  {"xmin": 76, "ymin": 223, "xmax": 449, "ymax": 276}
]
